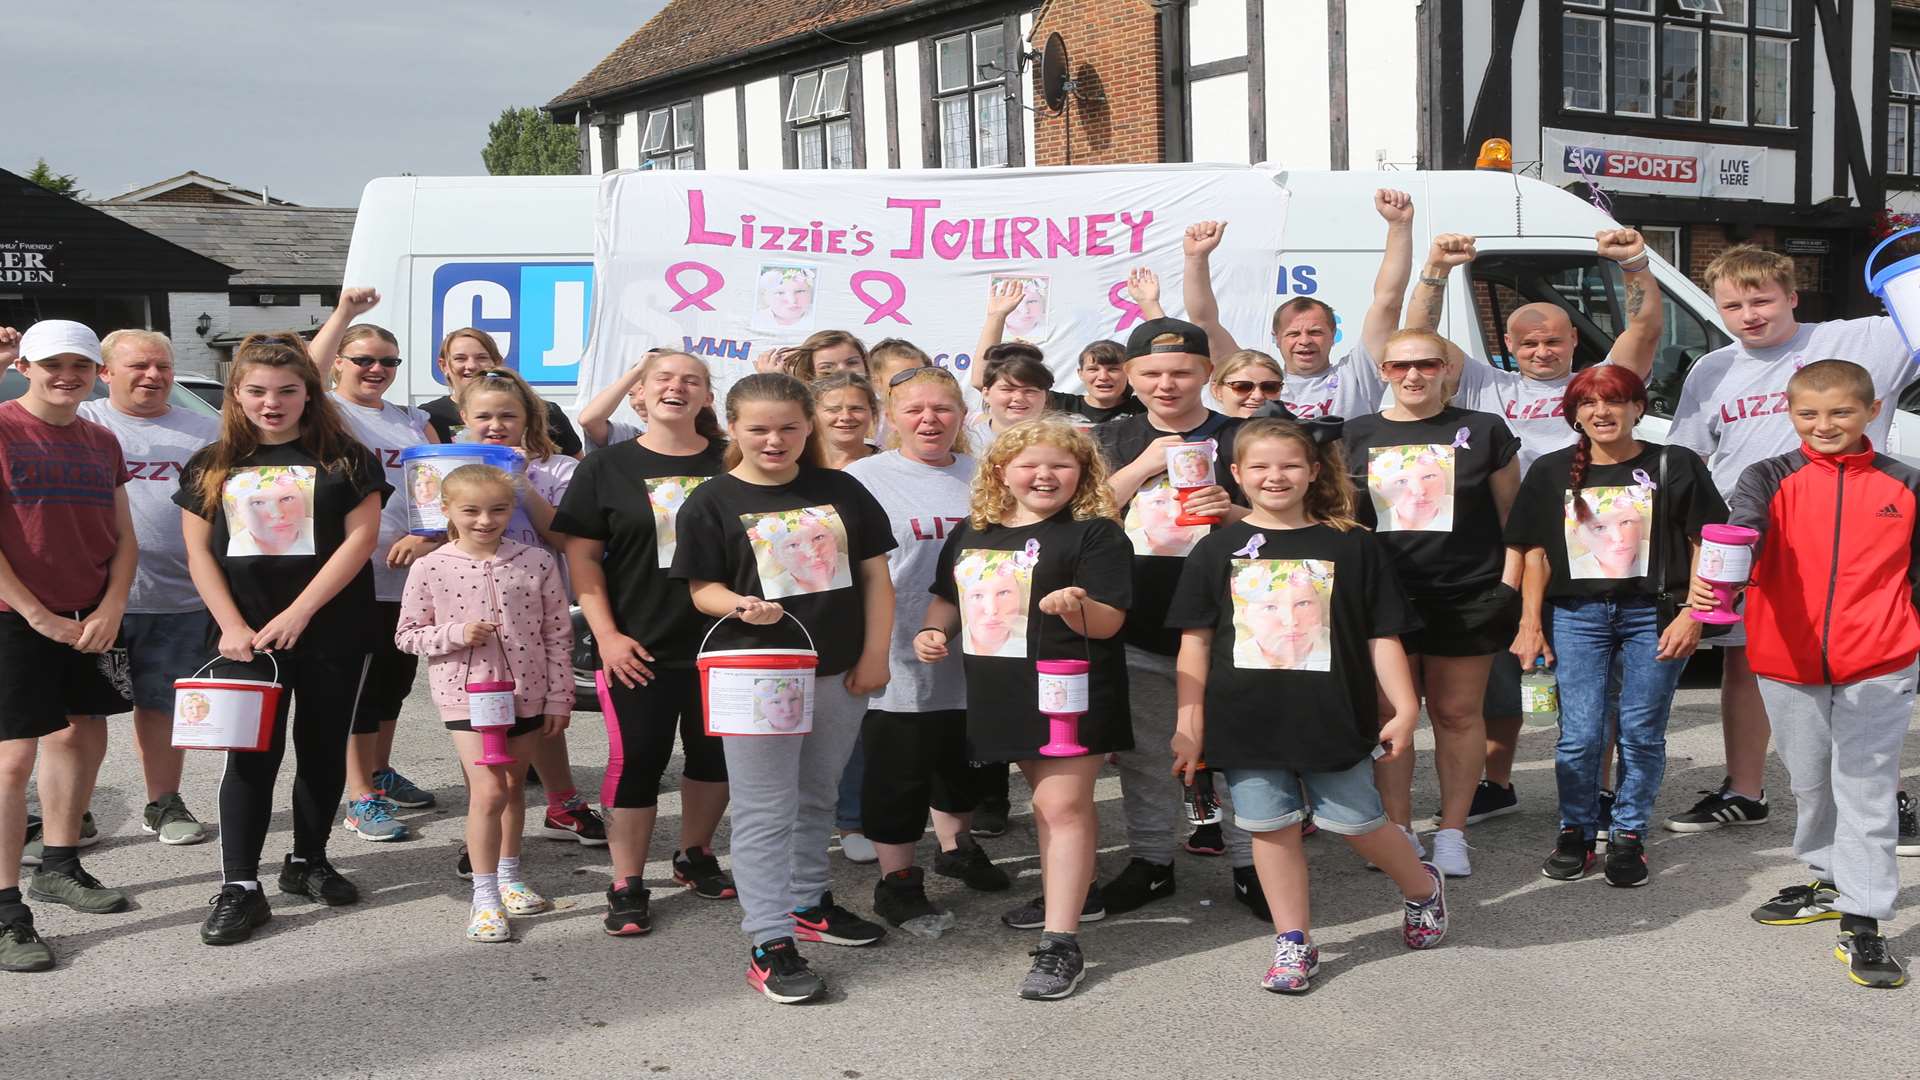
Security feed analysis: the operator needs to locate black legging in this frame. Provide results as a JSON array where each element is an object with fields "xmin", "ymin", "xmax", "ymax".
[{"xmin": 217, "ymin": 649, "xmax": 369, "ymax": 882}]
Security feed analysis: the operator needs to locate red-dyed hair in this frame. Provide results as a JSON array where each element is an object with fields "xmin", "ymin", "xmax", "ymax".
[{"xmin": 1565, "ymin": 364, "xmax": 1649, "ymax": 522}]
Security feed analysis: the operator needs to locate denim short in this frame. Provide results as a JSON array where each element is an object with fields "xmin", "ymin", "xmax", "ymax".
[
  {"xmin": 119, "ymin": 611, "xmax": 215, "ymax": 710},
  {"xmin": 1223, "ymin": 758, "xmax": 1390, "ymax": 835}
]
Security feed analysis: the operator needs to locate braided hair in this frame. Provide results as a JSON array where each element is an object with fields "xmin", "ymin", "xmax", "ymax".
[{"xmin": 1564, "ymin": 364, "xmax": 1649, "ymax": 522}]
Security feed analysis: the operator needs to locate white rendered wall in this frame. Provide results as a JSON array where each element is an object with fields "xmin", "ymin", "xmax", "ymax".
[
  {"xmin": 703, "ymin": 88, "xmax": 741, "ymax": 170},
  {"xmin": 1190, "ymin": 72, "xmax": 1252, "ymax": 163},
  {"xmin": 1263, "ymin": 0, "xmax": 1331, "ymax": 167},
  {"xmin": 743, "ymin": 77, "xmax": 784, "ymax": 168}
]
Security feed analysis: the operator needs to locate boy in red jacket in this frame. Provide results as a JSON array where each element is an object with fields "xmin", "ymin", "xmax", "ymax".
[{"xmin": 1696, "ymin": 359, "xmax": 1916, "ymax": 989}]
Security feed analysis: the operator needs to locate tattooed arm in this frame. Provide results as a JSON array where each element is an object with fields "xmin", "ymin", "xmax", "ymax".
[
  {"xmin": 1403, "ymin": 233, "xmax": 1474, "ymax": 374},
  {"xmin": 1598, "ymin": 228, "xmax": 1664, "ymax": 381}
]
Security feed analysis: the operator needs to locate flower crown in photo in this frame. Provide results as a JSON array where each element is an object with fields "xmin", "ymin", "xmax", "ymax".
[
  {"xmin": 753, "ymin": 678, "xmax": 803, "ymax": 700},
  {"xmin": 759, "ymin": 266, "xmax": 815, "ymax": 290},
  {"xmin": 955, "ymin": 540, "xmax": 1040, "ymax": 589},
  {"xmin": 224, "ymin": 466, "xmax": 312, "ymax": 506},
  {"xmin": 1371, "ymin": 443, "xmax": 1453, "ymax": 480},
  {"xmin": 747, "ymin": 506, "xmax": 836, "ymax": 544},
  {"xmin": 1565, "ymin": 484, "xmax": 1653, "ymax": 526},
  {"xmin": 1231, "ymin": 559, "xmax": 1333, "ymax": 605}
]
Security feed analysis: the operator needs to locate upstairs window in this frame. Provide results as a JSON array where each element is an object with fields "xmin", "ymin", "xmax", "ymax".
[
  {"xmin": 933, "ymin": 25, "xmax": 1009, "ymax": 167},
  {"xmin": 1556, "ymin": 1, "xmax": 1794, "ymax": 128},
  {"xmin": 788, "ymin": 63, "xmax": 853, "ymax": 169},
  {"xmin": 639, "ymin": 102, "xmax": 697, "ymax": 170},
  {"xmin": 1891, "ymin": 48, "xmax": 1920, "ymax": 175}
]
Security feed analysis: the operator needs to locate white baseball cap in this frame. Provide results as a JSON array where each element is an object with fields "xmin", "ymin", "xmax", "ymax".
[{"xmin": 20, "ymin": 320, "xmax": 103, "ymax": 365}]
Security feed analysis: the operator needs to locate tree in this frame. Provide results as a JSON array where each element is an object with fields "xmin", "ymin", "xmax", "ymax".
[
  {"xmin": 481, "ymin": 107, "xmax": 581, "ymax": 176},
  {"xmin": 25, "ymin": 158, "xmax": 81, "ymax": 197}
]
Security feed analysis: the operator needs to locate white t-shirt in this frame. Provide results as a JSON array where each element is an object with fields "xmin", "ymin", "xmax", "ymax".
[
  {"xmin": 76, "ymin": 401, "xmax": 220, "ymax": 613},
  {"xmin": 1450, "ymin": 363, "xmax": 1578, "ymax": 475},
  {"xmin": 331, "ymin": 393, "xmax": 433, "ymax": 601},
  {"xmin": 1281, "ymin": 342, "xmax": 1386, "ymax": 421},
  {"xmin": 1668, "ymin": 317, "xmax": 1915, "ymax": 496}
]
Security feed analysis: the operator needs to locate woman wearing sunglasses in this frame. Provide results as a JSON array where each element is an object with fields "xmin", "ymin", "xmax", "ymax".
[
  {"xmin": 1211, "ymin": 350, "xmax": 1288, "ymax": 418},
  {"xmin": 1338, "ymin": 328, "xmax": 1523, "ymax": 879},
  {"xmin": 312, "ymin": 291, "xmax": 445, "ymax": 842}
]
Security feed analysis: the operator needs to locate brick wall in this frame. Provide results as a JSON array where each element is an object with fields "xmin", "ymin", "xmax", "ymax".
[{"xmin": 1030, "ymin": 0, "xmax": 1163, "ymax": 165}]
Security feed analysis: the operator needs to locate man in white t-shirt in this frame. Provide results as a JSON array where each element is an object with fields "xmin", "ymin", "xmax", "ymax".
[{"xmin": 1665, "ymin": 244, "xmax": 1919, "ymax": 837}]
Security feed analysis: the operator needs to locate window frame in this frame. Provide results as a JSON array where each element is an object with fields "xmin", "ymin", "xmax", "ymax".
[
  {"xmin": 1564, "ymin": 13, "xmax": 1609, "ymax": 113},
  {"xmin": 1891, "ymin": 103, "xmax": 1911, "ymax": 177},
  {"xmin": 637, "ymin": 99, "xmax": 700, "ymax": 170},
  {"xmin": 1707, "ymin": 29, "xmax": 1747, "ymax": 125},
  {"xmin": 785, "ymin": 60, "xmax": 856, "ymax": 171},
  {"xmin": 1553, "ymin": 1, "xmax": 1795, "ymax": 131},
  {"xmin": 928, "ymin": 22, "xmax": 1013, "ymax": 168},
  {"xmin": 1611, "ymin": 19, "xmax": 1657, "ymax": 117}
]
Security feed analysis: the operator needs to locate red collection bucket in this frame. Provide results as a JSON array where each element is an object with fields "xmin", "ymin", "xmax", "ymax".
[
  {"xmin": 696, "ymin": 612, "xmax": 818, "ymax": 736},
  {"xmin": 172, "ymin": 653, "xmax": 282, "ymax": 752}
]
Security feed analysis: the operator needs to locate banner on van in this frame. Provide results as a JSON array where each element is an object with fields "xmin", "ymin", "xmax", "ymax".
[{"xmin": 579, "ymin": 166, "xmax": 1290, "ymax": 404}]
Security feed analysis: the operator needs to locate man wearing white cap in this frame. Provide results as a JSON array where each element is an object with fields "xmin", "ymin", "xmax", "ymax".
[{"xmin": 0, "ymin": 320, "xmax": 138, "ymax": 972}]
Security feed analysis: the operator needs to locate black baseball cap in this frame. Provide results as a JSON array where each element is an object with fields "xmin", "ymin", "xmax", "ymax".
[{"xmin": 1125, "ymin": 317, "xmax": 1209, "ymax": 360}]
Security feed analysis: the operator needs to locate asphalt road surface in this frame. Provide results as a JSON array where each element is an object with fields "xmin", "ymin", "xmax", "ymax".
[{"xmin": 10, "ymin": 677, "xmax": 1920, "ymax": 1080}]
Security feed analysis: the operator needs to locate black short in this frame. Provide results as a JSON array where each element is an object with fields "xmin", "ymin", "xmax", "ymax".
[
  {"xmin": 1401, "ymin": 583, "xmax": 1523, "ymax": 658},
  {"xmin": 0, "ymin": 608, "xmax": 132, "ymax": 740},
  {"xmin": 444, "ymin": 714, "xmax": 546, "ymax": 738},
  {"xmin": 860, "ymin": 709, "xmax": 982, "ymax": 844},
  {"xmin": 599, "ymin": 667, "xmax": 728, "ymax": 809},
  {"xmin": 349, "ymin": 601, "xmax": 419, "ymax": 735}
]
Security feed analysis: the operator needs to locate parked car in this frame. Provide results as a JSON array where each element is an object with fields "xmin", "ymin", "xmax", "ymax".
[
  {"xmin": 0, "ymin": 368, "xmax": 219, "ymax": 416},
  {"xmin": 174, "ymin": 372, "xmax": 225, "ymax": 411}
]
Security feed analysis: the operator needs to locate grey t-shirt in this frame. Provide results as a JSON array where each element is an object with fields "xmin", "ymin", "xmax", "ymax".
[
  {"xmin": 1451, "ymin": 363, "xmax": 1578, "ymax": 476},
  {"xmin": 1669, "ymin": 317, "xmax": 1915, "ymax": 496},
  {"xmin": 77, "ymin": 400, "xmax": 219, "ymax": 614},
  {"xmin": 332, "ymin": 393, "xmax": 433, "ymax": 601},
  {"xmin": 1282, "ymin": 342, "xmax": 1386, "ymax": 421},
  {"xmin": 843, "ymin": 449, "xmax": 976, "ymax": 713}
]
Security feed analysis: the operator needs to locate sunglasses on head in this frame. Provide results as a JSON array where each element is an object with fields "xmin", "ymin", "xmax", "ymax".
[
  {"xmin": 1224, "ymin": 379, "xmax": 1283, "ymax": 396},
  {"xmin": 889, "ymin": 365, "xmax": 955, "ymax": 388},
  {"xmin": 344, "ymin": 355, "xmax": 402, "ymax": 369},
  {"xmin": 1383, "ymin": 357, "xmax": 1446, "ymax": 376}
]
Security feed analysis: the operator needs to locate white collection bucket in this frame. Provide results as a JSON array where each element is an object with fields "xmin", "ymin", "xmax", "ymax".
[
  {"xmin": 1866, "ymin": 226, "xmax": 1920, "ymax": 359},
  {"xmin": 172, "ymin": 653, "xmax": 282, "ymax": 752}
]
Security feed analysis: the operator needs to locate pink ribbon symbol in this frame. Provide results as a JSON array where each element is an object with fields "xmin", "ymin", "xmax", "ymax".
[
  {"xmin": 851, "ymin": 270, "xmax": 911, "ymax": 325},
  {"xmin": 1108, "ymin": 281, "xmax": 1143, "ymax": 332},
  {"xmin": 664, "ymin": 261, "xmax": 723, "ymax": 312}
]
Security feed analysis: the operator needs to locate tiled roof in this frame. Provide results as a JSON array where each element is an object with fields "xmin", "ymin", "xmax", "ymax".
[
  {"xmin": 91, "ymin": 204, "xmax": 355, "ymax": 288},
  {"xmin": 548, "ymin": 0, "xmax": 931, "ymax": 110}
]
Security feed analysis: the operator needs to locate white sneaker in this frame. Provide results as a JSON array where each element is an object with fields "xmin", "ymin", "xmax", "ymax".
[
  {"xmin": 1401, "ymin": 824, "xmax": 1428, "ymax": 860},
  {"xmin": 1430, "ymin": 828, "xmax": 1472, "ymax": 877},
  {"xmin": 839, "ymin": 831, "xmax": 879, "ymax": 864}
]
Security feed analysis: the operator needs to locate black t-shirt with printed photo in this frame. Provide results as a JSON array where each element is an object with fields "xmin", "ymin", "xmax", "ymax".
[
  {"xmin": 930, "ymin": 512, "xmax": 1134, "ymax": 762},
  {"xmin": 174, "ymin": 439, "xmax": 389, "ymax": 646},
  {"xmin": 1167, "ymin": 521, "xmax": 1420, "ymax": 771},
  {"xmin": 670, "ymin": 465, "xmax": 896, "ymax": 676},
  {"xmin": 1339, "ymin": 406, "xmax": 1520, "ymax": 598},
  {"xmin": 551, "ymin": 440, "xmax": 726, "ymax": 667},
  {"xmin": 1093, "ymin": 409, "xmax": 1247, "ymax": 655},
  {"xmin": 1047, "ymin": 390, "xmax": 1146, "ymax": 425},
  {"xmin": 1504, "ymin": 443, "xmax": 1727, "ymax": 602}
]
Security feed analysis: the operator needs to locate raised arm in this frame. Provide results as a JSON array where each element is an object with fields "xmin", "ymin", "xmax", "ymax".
[
  {"xmin": 1596, "ymin": 228, "xmax": 1664, "ymax": 381},
  {"xmin": 307, "ymin": 288, "xmax": 381, "ymax": 367},
  {"xmin": 1180, "ymin": 221, "xmax": 1242, "ymax": 360},
  {"xmin": 1361, "ymin": 189, "xmax": 1416, "ymax": 362},
  {"xmin": 1125, "ymin": 267, "xmax": 1167, "ymax": 321},
  {"xmin": 1404, "ymin": 233, "xmax": 1475, "ymax": 370},
  {"xmin": 970, "ymin": 280, "xmax": 1025, "ymax": 391},
  {"xmin": 577, "ymin": 359, "xmax": 649, "ymax": 449}
]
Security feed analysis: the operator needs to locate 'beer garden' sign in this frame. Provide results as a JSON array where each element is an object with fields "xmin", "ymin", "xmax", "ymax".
[{"xmin": 0, "ymin": 240, "xmax": 59, "ymax": 285}]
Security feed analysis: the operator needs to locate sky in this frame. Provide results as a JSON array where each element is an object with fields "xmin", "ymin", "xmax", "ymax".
[{"xmin": 10, "ymin": 1, "xmax": 665, "ymax": 207}]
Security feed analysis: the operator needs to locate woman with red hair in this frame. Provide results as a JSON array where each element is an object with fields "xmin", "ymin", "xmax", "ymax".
[{"xmin": 1503, "ymin": 365, "xmax": 1727, "ymax": 887}]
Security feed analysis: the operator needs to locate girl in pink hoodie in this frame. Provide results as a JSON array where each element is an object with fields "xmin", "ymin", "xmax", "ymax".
[{"xmin": 396, "ymin": 465, "xmax": 572, "ymax": 942}]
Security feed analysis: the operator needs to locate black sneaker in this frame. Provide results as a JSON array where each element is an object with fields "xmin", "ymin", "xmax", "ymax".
[
  {"xmin": 1751, "ymin": 880, "xmax": 1841, "ymax": 925},
  {"xmin": 1836, "ymin": 925, "xmax": 1908, "ymax": 989},
  {"xmin": 1001, "ymin": 885, "xmax": 1106, "ymax": 930},
  {"xmin": 1183, "ymin": 822, "xmax": 1226, "ymax": 856},
  {"xmin": 1603, "ymin": 830, "xmax": 1649, "ymax": 887},
  {"xmin": 277, "ymin": 855, "xmax": 359, "ymax": 906},
  {"xmin": 747, "ymin": 936, "xmax": 825, "ymax": 1003},
  {"xmin": 873, "ymin": 867, "xmax": 955, "ymax": 937},
  {"xmin": 1231, "ymin": 864, "xmax": 1270, "ymax": 921},
  {"xmin": 1098, "ymin": 858, "xmax": 1176, "ymax": 915},
  {"xmin": 1595, "ymin": 789, "xmax": 1616, "ymax": 851},
  {"xmin": 1017, "ymin": 937, "xmax": 1086, "ymax": 1000},
  {"xmin": 1464, "ymin": 780, "xmax": 1520, "ymax": 825},
  {"xmin": 933, "ymin": 837, "xmax": 1011, "ymax": 892},
  {"xmin": 970, "ymin": 795, "xmax": 1010, "ymax": 838},
  {"xmin": 673, "ymin": 846, "xmax": 737, "ymax": 899},
  {"xmin": 1898, "ymin": 792, "xmax": 1920, "ymax": 858},
  {"xmin": 200, "ymin": 885, "xmax": 271, "ymax": 945},
  {"xmin": 791, "ymin": 891, "xmax": 886, "ymax": 946},
  {"xmin": 604, "ymin": 880, "xmax": 652, "ymax": 936},
  {"xmin": 0, "ymin": 915, "xmax": 53, "ymax": 972},
  {"xmin": 455, "ymin": 845, "xmax": 472, "ymax": 880},
  {"xmin": 1664, "ymin": 784, "xmax": 1768, "ymax": 832},
  {"xmin": 1541, "ymin": 827, "xmax": 1595, "ymax": 881}
]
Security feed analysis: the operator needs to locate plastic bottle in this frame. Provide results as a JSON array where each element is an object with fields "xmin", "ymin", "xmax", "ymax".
[{"xmin": 1521, "ymin": 658, "xmax": 1559, "ymax": 727}]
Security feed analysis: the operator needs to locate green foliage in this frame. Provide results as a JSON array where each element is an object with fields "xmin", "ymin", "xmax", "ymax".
[
  {"xmin": 24, "ymin": 158, "xmax": 81, "ymax": 197},
  {"xmin": 481, "ymin": 108, "xmax": 581, "ymax": 175}
]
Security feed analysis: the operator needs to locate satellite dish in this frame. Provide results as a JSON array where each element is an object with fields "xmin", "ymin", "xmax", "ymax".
[{"xmin": 1040, "ymin": 33, "xmax": 1070, "ymax": 113}]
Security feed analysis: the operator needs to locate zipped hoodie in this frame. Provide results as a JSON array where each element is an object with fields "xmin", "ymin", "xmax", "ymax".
[
  {"xmin": 1728, "ymin": 438, "xmax": 1920, "ymax": 686},
  {"xmin": 395, "ymin": 539, "xmax": 573, "ymax": 722}
]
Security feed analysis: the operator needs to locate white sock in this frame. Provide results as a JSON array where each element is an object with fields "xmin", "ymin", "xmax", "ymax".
[
  {"xmin": 472, "ymin": 872, "xmax": 501, "ymax": 911},
  {"xmin": 497, "ymin": 855, "xmax": 522, "ymax": 886},
  {"xmin": 227, "ymin": 880, "xmax": 260, "ymax": 892}
]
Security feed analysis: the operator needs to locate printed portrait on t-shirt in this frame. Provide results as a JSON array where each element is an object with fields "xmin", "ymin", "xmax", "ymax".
[
  {"xmin": 752, "ymin": 264, "xmax": 818, "ymax": 334},
  {"xmin": 1367, "ymin": 444, "xmax": 1456, "ymax": 533},
  {"xmin": 1230, "ymin": 559, "xmax": 1334, "ymax": 671},
  {"xmin": 989, "ymin": 273, "xmax": 1051, "ymax": 339},
  {"xmin": 1125, "ymin": 478, "xmax": 1207, "ymax": 557},
  {"xmin": 222, "ymin": 466, "xmax": 316, "ymax": 556},
  {"xmin": 753, "ymin": 676, "xmax": 808, "ymax": 732},
  {"xmin": 743, "ymin": 505, "xmax": 852, "ymax": 598},
  {"xmin": 646, "ymin": 475, "xmax": 709, "ymax": 568},
  {"xmin": 1563, "ymin": 485, "xmax": 1653, "ymax": 580},
  {"xmin": 954, "ymin": 548, "xmax": 1036, "ymax": 658}
]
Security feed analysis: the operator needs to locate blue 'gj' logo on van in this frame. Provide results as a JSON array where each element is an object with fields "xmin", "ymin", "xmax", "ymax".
[{"xmin": 431, "ymin": 262, "xmax": 593, "ymax": 387}]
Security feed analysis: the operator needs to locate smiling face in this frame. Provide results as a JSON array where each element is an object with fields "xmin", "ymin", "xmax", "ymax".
[
  {"xmin": 236, "ymin": 364, "xmax": 307, "ymax": 442},
  {"xmin": 103, "ymin": 339, "xmax": 173, "ymax": 417},
  {"xmin": 640, "ymin": 353, "xmax": 712, "ymax": 431},
  {"xmin": 1789, "ymin": 384, "xmax": 1879, "ymax": 456},
  {"xmin": 445, "ymin": 481, "xmax": 514, "ymax": 549},
  {"xmin": 335, "ymin": 337, "xmax": 400, "ymax": 405},
  {"xmin": 1167, "ymin": 445, "xmax": 1213, "ymax": 488},
  {"xmin": 1232, "ymin": 435, "xmax": 1316, "ymax": 521},
  {"xmin": 1215, "ymin": 362, "xmax": 1284, "ymax": 418},
  {"xmin": 730, "ymin": 399, "xmax": 811, "ymax": 478},
  {"xmin": 889, "ymin": 379, "xmax": 962, "ymax": 464},
  {"xmin": 816, "ymin": 387, "xmax": 872, "ymax": 451},
  {"xmin": 1712, "ymin": 279, "xmax": 1799, "ymax": 350},
  {"xmin": 19, "ymin": 354, "xmax": 99, "ymax": 412},
  {"xmin": 439, "ymin": 334, "xmax": 496, "ymax": 392},
  {"xmin": 810, "ymin": 343, "xmax": 865, "ymax": 376},
  {"xmin": 462, "ymin": 388, "xmax": 527, "ymax": 448},
  {"xmin": 1001, "ymin": 442, "xmax": 1081, "ymax": 521},
  {"xmin": 1274, "ymin": 307, "xmax": 1335, "ymax": 376},
  {"xmin": 985, "ymin": 376, "xmax": 1046, "ymax": 428}
]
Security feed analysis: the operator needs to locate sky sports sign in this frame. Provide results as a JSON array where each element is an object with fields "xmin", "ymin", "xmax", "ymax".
[{"xmin": 1544, "ymin": 128, "xmax": 1768, "ymax": 200}]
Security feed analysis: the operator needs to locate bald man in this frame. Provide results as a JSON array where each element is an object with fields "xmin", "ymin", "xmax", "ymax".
[{"xmin": 1404, "ymin": 229, "xmax": 1664, "ymax": 823}]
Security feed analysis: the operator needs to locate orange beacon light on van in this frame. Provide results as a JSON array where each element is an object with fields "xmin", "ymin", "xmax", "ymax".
[{"xmin": 1476, "ymin": 138, "xmax": 1513, "ymax": 172}]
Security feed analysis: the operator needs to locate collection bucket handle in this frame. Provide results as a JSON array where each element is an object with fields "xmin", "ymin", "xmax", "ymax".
[
  {"xmin": 1865, "ymin": 225, "xmax": 1920, "ymax": 293},
  {"xmin": 185, "ymin": 650, "xmax": 280, "ymax": 685},
  {"xmin": 697, "ymin": 609, "xmax": 818, "ymax": 656}
]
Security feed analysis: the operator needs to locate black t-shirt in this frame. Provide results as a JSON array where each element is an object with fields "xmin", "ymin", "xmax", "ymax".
[
  {"xmin": 930, "ymin": 512, "xmax": 1134, "ymax": 762},
  {"xmin": 1093, "ymin": 410, "xmax": 1246, "ymax": 655},
  {"xmin": 174, "ymin": 439, "xmax": 389, "ymax": 646},
  {"xmin": 670, "ymin": 466, "xmax": 896, "ymax": 676},
  {"xmin": 1167, "ymin": 521, "xmax": 1420, "ymax": 770},
  {"xmin": 551, "ymin": 439, "xmax": 726, "ymax": 667},
  {"xmin": 1504, "ymin": 443, "xmax": 1727, "ymax": 602},
  {"xmin": 1339, "ymin": 406, "xmax": 1520, "ymax": 598},
  {"xmin": 1047, "ymin": 390, "xmax": 1146, "ymax": 425},
  {"xmin": 421, "ymin": 395, "xmax": 584, "ymax": 457}
]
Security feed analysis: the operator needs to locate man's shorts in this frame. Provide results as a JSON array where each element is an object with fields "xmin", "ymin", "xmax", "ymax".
[
  {"xmin": 119, "ymin": 610, "xmax": 215, "ymax": 711},
  {"xmin": 0, "ymin": 609, "xmax": 133, "ymax": 740},
  {"xmin": 1223, "ymin": 758, "xmax": 1390, "ymax": 835}
]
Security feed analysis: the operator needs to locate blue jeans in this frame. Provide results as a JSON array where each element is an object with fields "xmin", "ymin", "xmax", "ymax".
[{"xmin": 1548, "ymin": 597, "xmax": 1688, "ymax": 838}]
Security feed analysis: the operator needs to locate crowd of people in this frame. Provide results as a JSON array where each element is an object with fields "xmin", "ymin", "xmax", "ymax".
[{"xmin": 1, "ymin": 189, "xmax": 1916, "ymax": 1001}]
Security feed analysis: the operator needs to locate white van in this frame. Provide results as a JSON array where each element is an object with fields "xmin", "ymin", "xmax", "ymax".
[{"xmin": 338, "ymin": 167, "xmax": 1892, "ymax": 449}]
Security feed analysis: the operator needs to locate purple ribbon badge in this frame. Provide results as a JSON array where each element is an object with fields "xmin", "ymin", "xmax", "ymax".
[
  {"xmin": 1232, "ymin": 534, "xmax": 1267, "ymax": 559},
  {"xmin": 1632, "ymin": 467, "xmax": 1655, "ymax": 491},
  {"xmin": 1451, "ymin": 426, "xmax": 1471, "ymax": 450}
]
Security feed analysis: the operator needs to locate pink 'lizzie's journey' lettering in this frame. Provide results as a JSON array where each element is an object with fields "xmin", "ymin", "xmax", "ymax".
[
  {"xmin": 1108, "ymin": 280, "xmax": 1144, "ymax": 332},
  {"xmin": 850, "ymin": 270, "xmax": 911, "ymax": 325},
  {"xmin": 665, "ymin": 261, "xmax": 724, "ymax": 312}
]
